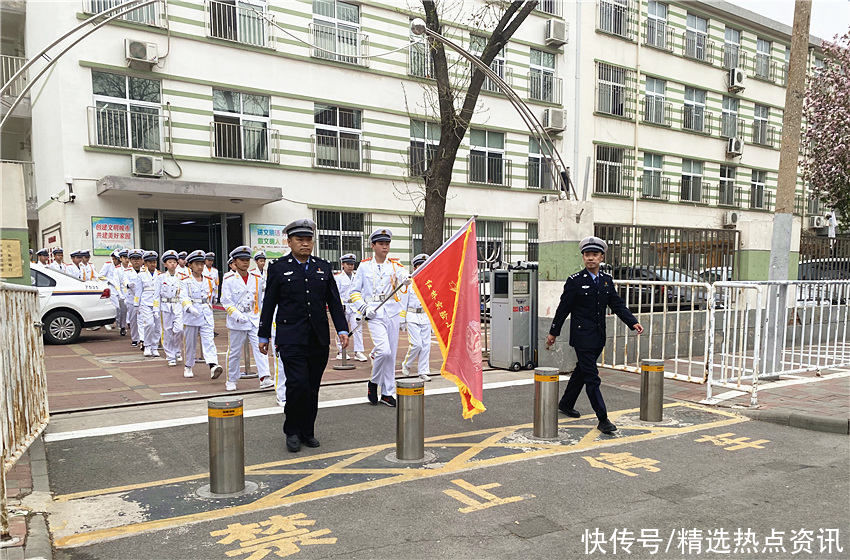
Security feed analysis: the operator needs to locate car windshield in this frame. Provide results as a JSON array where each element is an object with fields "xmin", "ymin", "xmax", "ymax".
[{"xmin": 653, "ymin": 269, "xmax": 699, "ymax": 283}]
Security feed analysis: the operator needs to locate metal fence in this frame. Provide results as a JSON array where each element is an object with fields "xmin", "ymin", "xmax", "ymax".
[
  {"xmin": 210, "ymin": 121, "xmax": 279, "ymax": 163},
  {"xmin": 1, "ymin": 283, "xmax": 49, "ymax": 538},
  {"xmin": 206, "ymin": 0, "xmax": 274, "ymax": 47},
  {"xmin": 1, "ymin": 55, "xmax": 28, "ymax": 99},
  {"xmin": 88, "ymin": 105, "xmax": 169, "ymax": 152}
]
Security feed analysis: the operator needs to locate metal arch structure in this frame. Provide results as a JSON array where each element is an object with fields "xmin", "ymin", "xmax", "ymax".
[
  {"xmin": 410, "ymin": 18, "xmax": 576, "ymax": 200},
  {"xmin": 0, "ymin": 0, "xmax": 161, "ymax": 130}
]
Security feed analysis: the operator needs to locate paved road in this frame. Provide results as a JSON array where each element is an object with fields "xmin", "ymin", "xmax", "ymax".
[{"xmin": 43, "ymin": 382, "xmax": 849, "ymax": 560}]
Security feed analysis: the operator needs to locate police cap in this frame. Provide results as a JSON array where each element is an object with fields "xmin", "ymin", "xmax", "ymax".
[
  {"xmin": 579, "ymin": 236, "xmax": 608, "ymax": 254},
  {"xmin": 285, "ymin": 219, "xmax": 316, "ymax": 238}
]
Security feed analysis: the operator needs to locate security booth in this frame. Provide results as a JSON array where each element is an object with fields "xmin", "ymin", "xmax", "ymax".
[{"xmin": 487, "ymin": 263, "xmax": 538, "ymax": 371}]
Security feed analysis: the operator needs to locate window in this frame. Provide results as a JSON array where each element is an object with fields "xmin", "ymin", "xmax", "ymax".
[
  {"xmin": 311, "ymin": 0, "xmax": 363, "ymax": 65},
  {"xmin": 469, "ymin": 129, "xmax": 507, "ymax": 185},
  {"xmin": 755, "ymin": 38, "xmax": 772, "ymax": 79},
  {"xmin": 684, "ymin": 13, "xmax": 708, "ymax": 61},
  {"xmin": 409, "ymin": 120, "xmax": 440, "ymax": 176},
  {"xmin": 723, "ymin": 27, "xmax": 741, "ymax": 69},
  {"xmin": 719, "ymin": 165, "xmax": 736, "ymax": 206},
  {"xmin": 212, "ymin": 89, "xmax": 272, "ymax": 161},
  {"xmin": 86, "ymin": 0, "xmax": 162, "ymax": 26},
  {"xmin": 597, "ymin": 62, "xmax": 630, "ymax": 117},
  {"xmin": 782, "ymin": 47, "xmax": 790, "ymax": 85},
  {"xmin": 681, "ymin": 159, "xmax": 703, "ymax": 203},
  {"xmin": 316, "ymin": 210, "xmax": 365, "ymax": 267},
  {"xmin": 30, "ymin": 270, "xmax": 56, "ymax": 288},
  {"xmin": 537, "ymin": 0, "xmax": 562, "ymax": 17},
  {"xmin": 409, "ymin": 27, "xmax": 434, "ymax": 78},
  {"xmin": 750, "ymin": 170, "xmax": 766, "ymax": 209},
  {"xmin": 207, "ymin": 0, "xmax": 270, "ymax": 47},
  {"xmin": 477, "ymin": 220, "xmax": 504, "ymax": 263},
  {"xmin": 721, "ymin": 96, "xmax": 739, "ymax": 138},
  {"xmin": 91, "ymin": 71, "xmax": 162, "ymax": 151},
  {"xmin": 753, "ymin": 104, "xmax": 769, "ymax": 145},
  {"xmin": 642, "ymin": 153, "xmax": 663, "ymax": 199},
  {"xmin": 528, "ymin": 137, "xmax": 554, "ymax": 189},
  {"xmin": 645, "ymin": 1, "xmax": 668, "ymax": 49},
  {"xmin": 527, "ymin": 222, "xmax": 539, "ymax": 261},
  {"xmin": 598, "ymin": 0, "xmax": 632, "ymax": 39},
  {"xmin": 813, "ymin": 56, "xmax": 825, "ymax": 73},
  {"xmin": 410, "ymin": 216, "xmax": 424, "ymax": 258},
  {"xmin": 644, "ymin": 77, "xmax": 666, "ymax": 125},
  {"xmin": 683, "ymin": 86, "xmax": 707, "ymax": 132},
  {"xmin": 595, "ymin": 145, "xmax": 625, "ymax": 195},
  {"xmin": 313, "ymin": 104, "xmax": 367, "ymax": 171},
  {"xmin": 470, "ymin": 35, "xmax": 506, "ymax": 93},
  {"xmin": 529, "ymin": 49, "xmax": 558, "ymax": 103}
]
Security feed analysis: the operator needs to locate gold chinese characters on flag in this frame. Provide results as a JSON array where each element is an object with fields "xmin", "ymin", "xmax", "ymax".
[{"xmin": 410, "ymin": 218, "xmax": 484, "ymax": 419}]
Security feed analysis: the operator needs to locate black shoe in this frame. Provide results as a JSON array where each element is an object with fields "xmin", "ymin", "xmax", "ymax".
[
  {"xmin": 120, "ymin": 327, "xmax": 126, "ymax": 336},
  {"xmin": 559, "ymin": 406, "xmax": 581, "ymax": 418},
  {"xmin": 380, "ymin": 395, "xmax": 397, "ymax": 408},
  {"xmin": 302, "ymin": 436, "xmax": 320, "ymax": 448},
  {"xmin": 286, "ymin": 434, "xmax": 301, "ymax": 452},
  {"xmin": 597, "ymin": 418, "xmax": 618, "ymax": 434},
  {"xmin": 131, "ymin": 341, "xmax": 138, "ymax": 347},
  {"xmin": 367, "ymin": 382, "xmax": 378, "ymax": 405}
]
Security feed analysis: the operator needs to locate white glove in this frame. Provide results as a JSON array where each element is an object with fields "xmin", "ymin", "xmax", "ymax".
[
  {"xmin": 400, "ymin": 322, "xmax": 407, "ymax": 332},
  {"xmin": 403, "ymin": 278, "xmax": 412, "ymax": 286},
  {"xmin": 232, "ymin": 310, "xmax": 248, "ymax": 323},
  {"xmin": 186, "ymin": 305, "xmax": 199, "ymax": 316},
  {"xmin": 365, "ymin": 305, "xmax": 377, "ymax": 320},
  {"xmin": 356, "ymin": 302, "xmax": 368, "ymax": 316}
]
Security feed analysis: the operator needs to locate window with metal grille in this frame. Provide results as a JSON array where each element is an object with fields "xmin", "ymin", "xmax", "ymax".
[
  {"xmin": 598, "ymin": 0, "xmax": 631, "ymax": 38},
  {"xmin": 312, "ymin": 0, "xmax": 362, "ymax": 64},
  {"xmin": 681, "ymin": 159, "xmax": 703, "ymax": 203},
  {"xmin": 644, "ymin": 77, "xmax": 666, "ymax": 124},
  {"xmin": 642, "ymin": 152, "xmax": 663, "ymax": 199},
  {"xmin": 212, "ymin": 89, "xmax": 271, "ymax": 161},
  {"xmin": 753, "ymin": 104, "xmax": 770, "ymax": 145},
  {"xmin": 723, "ymin": 27, "xmax": 741, "ymax": 69},
  {"xmin": 721, "ymin": 96, "xmax": 739, "ymax": 138},
  {"xmin": 685, "ymin": 13, "xmax": 708, "ymax": 61},
  {"xmin": 469, "ymin": 129, "xmax": 507, "ymax": 185},
  {"xmin": 470, "ymin": 35, "xmax": 506, "ymax": 93},
  {"xmin": 528, "ymin": 137, "xmax": 554, "ymax": 189},
  {"xmin": 477, "ymin": 220, "xmax": 504, "ymax": 263},
  {"xmin": 683, "ymin": 86, "xmax": 706, "ymax": 132},
  {"xmin": 86, "ymin": 0, "xmax": 162, "ymax": 26},
  {"xmin": 529, "ymin": 48, "xmax": 558, "ymax": 103},
  {"xmin": 750, "ymin": 170, "xmax": 766, "ymax": 209},
  {"xmin": 755, "ymin": 38, "xmax": 772, "ymax": 79},
  {"xmin": 316, "ymin": 210, "xmax": 365, "ymax": 268},
  {"xmin": 409, "ymin": 120, "xmax": 440, "ymax": 176},
  {"xmin": 719, "ymin": 165, "xmax": 737, "ymax": 206},
  {"xmin": 207, "ymin": 0, "xmax": 270, "ymax": 47},
  {"xmin": 410, "ymin": 216, "xmax": 424, "ymax": 259},
  {"xmin": 645, "ymin": 1, "xmax": 668, "ymax": 49},
  {"xmin": 597, "ymin": 62, "xmax": 628, "ymax": 117},
  {"xmin": 91, "ymin": 70, "xmax": 162, "ymax": 151},
  {"xmin": 314, "ymin": 104, "xmax": 365, "ymax": 170},
  {"xmin": 595, "ymin": 145, "xmax": 624, "ymax": 195},
  {"xmin": 527, "ymin": 222, "xmax": 539, "ymax": 261}
]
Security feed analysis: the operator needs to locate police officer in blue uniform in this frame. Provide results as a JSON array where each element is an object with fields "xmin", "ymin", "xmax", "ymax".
[
  {"xmin": 258, "ymin": 219, "xmax": 349, "ymax": 453},
  {"xmin": 545, "ymin": 236, "xmax": 644, "ymax": 434}
]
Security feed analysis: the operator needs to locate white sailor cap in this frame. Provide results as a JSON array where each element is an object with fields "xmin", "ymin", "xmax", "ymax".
[
  {"xmin": 186, "ymin": 249, "xmax": 206, "ymax": 264},
  {"xmin": 110, "ymin": 249, "xmax": 122, "ymax": 259},
  {"xmin": 227, "ymin": 257, "xmax": 234, "ymax": 267},
  {"xmin": 143, "ymin": 250, "xmax": 159, "ymax": 262},
  {"xmin": 579, "ymin": 236, "xmax": 608, "ymax": 254},
  {"xmin": 129, "ymin": 248, "xmax": 144, "ymax": 259},
  {"xmin": 51, "ymin": 247, "xmax": 64, "ymax": 255},
  {"xmin": 161, "ymin": 249, "xmax": 179, "ymax": 263},
  {"xmin": 177, "ymin": 251, "xmax": 188, "ymax": 259},
  {"xmin": 253, "ymin": 250, "xmax": 266, "ymax": 261},
  {"xmin": 80, "ymin": 249, "xmax": 91, "ymax": 258},
  {"xmin": 118, "ymin": 249, "xmax": 129, "ymax": 258},
  {"xmin": 339, "ymin": 253, "xmax": 357, "ymax": 264},
  {"xmin": 369, "ymin": 228, "xmax": 392, "ymax": 243},
  {"xmin": 204, "ymin": 252, "xmax": 215, "ymax": 260},
  {"xmin": 70, "ymin": 250, "xmax": 82, "ymax": 258},
  {"xmin": 36, "ymin": 248, "xmax": 49, "ymax": 257},
  {"xmin": 285, "ymin": 219, "xmax": 316, "ymax": 238},
  {"xmin": 412, "ymin": 252, "xmax": 429, "ymax": 267},
  {"xmin": 229, "ymin": 245, "xmax": 252, "ymax": 260}
]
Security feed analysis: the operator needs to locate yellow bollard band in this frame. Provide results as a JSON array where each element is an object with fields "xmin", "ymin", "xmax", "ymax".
[
  {"xmin": 641, "ymin": 365, "xmax": 665, "ymax": 372},
  {"xmin": 534, "ymin": 374, "xmax": 560, "ymax": 382},
  {"xmin": 397, "ymin": 386, "xmax": 424, "ymax": 396},
  {"xmin": 208, "ymin": 407, "xmax": 243, "ymax": 418}
]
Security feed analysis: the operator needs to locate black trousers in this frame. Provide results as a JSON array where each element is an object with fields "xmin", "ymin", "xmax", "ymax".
[
  {"xmin": 559, "ymin": 346, "xmax": 608, "ymax": 421},
  {"xmin": 278, "ymin": 330, "xmax": 329, "ymax": 439}
]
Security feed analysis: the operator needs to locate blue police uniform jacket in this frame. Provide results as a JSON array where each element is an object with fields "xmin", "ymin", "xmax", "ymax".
[
  {"xmin": 258, "ymin": 255, "xmax": 348, "ymax": 347},
  {"xmin": 548, "ymin": 268, "xmax": 639, "ymax": 349}
]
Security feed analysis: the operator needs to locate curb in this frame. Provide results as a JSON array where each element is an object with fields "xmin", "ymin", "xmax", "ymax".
[
  {"xmin": 23, "ymin": 438, "xmax": 52, "ymax": 560},
  {"xmin": 741, "ymin": 409, "xmax": 850, "ymax": 435}
]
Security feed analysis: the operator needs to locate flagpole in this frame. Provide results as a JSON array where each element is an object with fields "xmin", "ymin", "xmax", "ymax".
[{"xmin": 346, "ymin": 281, "xmax": 410, "ymax": 335}]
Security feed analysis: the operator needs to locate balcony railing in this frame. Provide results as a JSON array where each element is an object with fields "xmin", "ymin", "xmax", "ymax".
[
  {"xmin": 408, "ymin": 41, "xmax": 434, "ymax": 79},
  {"xmin": 528, "ymin": 72, "xmax": 562, "ymax": 104},
  {"xmin": 639, "ymin": 175, "xmax": 670, "ymax": 200},
  {"xmin": 779, "ymin": 62, "xmax": 789, "ymax": 86},
  {"xmin": 527, "ymin": 157, "xmax": 556, "ymax": 190},
  {"xmin": 682, "ymin": 105, "xmax": 714, "ymax": 135},
  {"xmin": 206, "ymin": 0, "xmax": 274, "ymax": 48},
  {"xmin": 1, "ymin": 54, "xmax": 27, "ymax": 98},
  {"xmin": 87, "ymin": 106, "xmax": 169, "ymax": 152},
  {"xmin": 749, "ymin": 187, "xmax": 773, "ymax": 211},
  {"xmin": 309, "ymin": 21, "xmax": 369, "ymax": 67},
  {"xmin": 751, "ymin": 121, "xmax": 776, "ymax": 147},
  {"xmin": 721, "ymin": 44, "xmax": 747, "ymax": 70},
  {"xmin": 536, "ymin": 0, "xmax": 563, "ymax": 17},
  {"xmin": 468, "ymin": 153, "xmax": 511, "ymax": 186},
  {"xmin": 311, "ymin": 134, "xmax": 370, "ymax": 172},
  {"xmin": 641, "ymin": 96, "xmax": 671, "ymax": 126},
  {"xmin": 679, "ymin": 177, "xmax": 704, "ymax": 204},
  {"xmin": 717, "ymin": 182, "xmax": 742, "ymax": 208},
  {"xmin": 83, "ymin": 0, "xmax": 166, "ymax": 27},
  {"xmin": 644, "ymin": 19, "xmax": 673, "ymax": 51},
  {"xmin": 720, "ymin": 115, "xmax": 744, "ymax": 139},
  {"xmin": 682, "ymin": 31, "xmax": 714, "ymax": 63},
  {"xmin": 594, "ymin": 171, "xmax": 634, "ymax": 197},
  {"xmin": 480, "ymin": 66, "xmax": 512, "ymax": 94},
  {"xmin": 408, "ymin": 143, "xmax": 437, "ymax": 177},
  {"xmin": 754, "ymin": 53, "xmax": 773, "ymax": 81},
  {"xmin": 210, "ymin": 121, "xmax": 279, "ymax": 163},
  {"xmin": 597, "ymin": 0, "xmax": 636, "ymax": 40}
]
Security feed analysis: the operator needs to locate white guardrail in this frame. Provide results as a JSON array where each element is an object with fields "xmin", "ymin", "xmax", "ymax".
[
  {"xmin": 601, "ymin": 279, "xmax": 850, "ymax": 406},
  {"xmin": 1, "ymin": 283, "xmax": 49, "ymax": 540}
]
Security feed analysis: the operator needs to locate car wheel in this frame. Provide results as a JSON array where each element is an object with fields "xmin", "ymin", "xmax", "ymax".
[
  {"xmin": 44, "ymin": 311, "xmax": 81, "ymax": 345},
  {"xmin": 510, "ymin": 362, "xmax": 522, "ymax": 372}
]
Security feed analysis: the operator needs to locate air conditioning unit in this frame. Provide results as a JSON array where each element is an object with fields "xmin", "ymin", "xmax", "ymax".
[
  {"xmin": 726, "ymin": 136, "xmax": 744, "ymax": 156},
  {"xmin": 131, "ymin": 153, "xmax": 164, "ymax": 178},
  {"xmin": 809, "ymin": 215, "xmax": 826, "ymax": 229},
  {"xmin": 543, "ymin": 108, "xmax": 566, "ymax": 133},
  {"xmin": 727, "ymin": 67, "xmax": 746, "ymax": 92},
  {"xmin": 545, "ymin": 19, "xmax": 568, "ymax": 47},
  {"xmin": 722, "ymin": 210, "xmax": 739, "ymax": 228},
  {"xmin": 125, "ymin": 39, "xmax": 158, "ymax": 68}
]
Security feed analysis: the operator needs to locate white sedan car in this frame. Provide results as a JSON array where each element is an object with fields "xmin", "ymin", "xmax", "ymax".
[{"xmin": 30, "ymin": 264, "xmax": 116, "ymax": 344}]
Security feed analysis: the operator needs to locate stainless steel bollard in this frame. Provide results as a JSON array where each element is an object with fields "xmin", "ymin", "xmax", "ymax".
[
  {"xmin": 533, "ymin": 367, "xmax": 560, "ymax": 439},
  {"xmin": 640, "ymin": 359, "xmax": 664, "ymax": 422},
  {"xmin": 208, "ymin": 396, "xmax": 245, "ymax": 494},
  {"xmin": 396, "ymin": 379, "xmax": 425, "ymax": 460}
]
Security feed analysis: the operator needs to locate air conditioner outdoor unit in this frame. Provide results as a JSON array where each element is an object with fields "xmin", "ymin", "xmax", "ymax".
[
  {"xmin": 131, "ymin": 153, "xmax": 164, "ymax": 178},
  {"xmin": 125, "ymin": 39, "xmax": 158, "ymax": 68},
  {"xmin": 727, "ymin": 67, "xmax": 746, "ymax": 92},
  {"xmin": 722, "ymin": 210, "xmax": 739, "ymax": 228},
  {"xmin": 809, "ymin": 215, "xmax": 826, "ymax": 229},
  {"xmin": 545, "ymin": 19, "xmax": 568, "ymax": 47},
  {"xmin": 726, "ymin": 136, "xmax": 744, "ymax": 156},
  {"xmin": 543, "ymin": 108, "xmax": 566, "ymax": 133}
]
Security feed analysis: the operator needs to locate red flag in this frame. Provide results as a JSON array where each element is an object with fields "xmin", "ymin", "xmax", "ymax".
[{"xmin": 411, "ymin": 218, "xmax": 484, "ymax": 419}]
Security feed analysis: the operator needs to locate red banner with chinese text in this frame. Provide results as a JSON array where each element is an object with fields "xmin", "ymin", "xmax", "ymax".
[{"xmin": 411, "ymin": 218, "xmax": 484, "ymax": 419}]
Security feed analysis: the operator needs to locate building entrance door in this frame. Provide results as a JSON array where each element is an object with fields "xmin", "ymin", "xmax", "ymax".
[{"xmin": 139, "ymin": 209, "xmax": 243, "ymax": 271}]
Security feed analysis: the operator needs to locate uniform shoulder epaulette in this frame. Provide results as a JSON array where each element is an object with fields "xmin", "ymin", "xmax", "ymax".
[
  {"xmin": 388, "ymin": 257, "xmax": 400, "ymax": 263},
  {"xmin": 361, "ymin": 257, "xmax": 372, "ymax": 262},
  {"xmin": 334, "ymin": 271, "xmax": 342, "ymax": 275},
  {"xmin": 569, "ymin": 271, "xmax": 581, "ymax": 279},
  {"xmin": 178, "ymin": 272, "xmax": 188, "ymax": 280},
  {"xmin": 223, "ymin": 271, "xmax": 235, "ymax": 279},
  {"xmin": 249, "ymin": 270, "xmax": 262, "ymax": 278}
]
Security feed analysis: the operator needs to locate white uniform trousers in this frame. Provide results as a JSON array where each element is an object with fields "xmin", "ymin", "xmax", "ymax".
[
  {"xmin": 115, "ymin": 299, "xmax": 127, "ymax": 328},
  {"xmin": 109, "ymin": 291, "xmax": 123, "ymax": 325},
  {"xmin": 225, "ymin": 328, "xmax": 269, "ymax": 383},
  {"xmin": 403, "ymin": 315, "xmax": 432, "ymax": 376},
  {"xmin": 274, "ymin": 351, "xmax": 287, "ymax": 403},
  {"xmin": 183, "ymin": 323, "xmax": 217, "ymax": 367},
  {"xmin": 161, "ymin": 310, "xmax": 183, "ymax": 362},
  {"xmin": 335, "ymin": 309, "xmax": 364, "ymax": 353},
  {"xmin": 127, "ymin": 304, "xmax": 140, "ymax": 341},
  {"xmin": 138, "ymin": 305, "xmax": 161, "ymax": 351},
  {"xmin": 367, "ymin": 314, "xmax": 401, "ymax": 397}
]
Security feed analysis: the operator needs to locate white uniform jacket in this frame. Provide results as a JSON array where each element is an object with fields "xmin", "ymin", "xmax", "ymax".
[
  {"xmin": 181, "ymin": 274, "xmax": 215, "ymax": 327},
  {"xmin": 220, "ymin": 270, "xmax": 263, "ymax": 330},
  {"xmin": 155, "ymin": 271, "xmax": 185, "ymax": 315},
  {"xmin": 134, "ymin": 269, "xmax": 160, "ymax": 307},
  {"xmin": 400, "ymin": 286, "xmax": 430, "ymax": 325},
  {"xmin": 334, "ymin": 270, "xmax": 357, "ymax": 312},
  {"xmin": 348, "ymin": 257, "xmax": 409, "ymax": 319}
]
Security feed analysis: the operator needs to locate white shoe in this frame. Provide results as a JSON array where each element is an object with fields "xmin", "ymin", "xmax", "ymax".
[
  {"xmin": 104, "ymin": 324, "xmax": 113, "ymax": 331},
  {"xmin": 354, "ymin": 352, "xmax": 368, "ymax": 362},
  {"xmin": 210, "ymin": 364, "xmax": 224, "ymax": 379},
  {"xmin": 183, "ymin": 367, "xmax": 194, "ymax": 378},
  {"xmin": 143, "ymin": 348, "xmax": 152, "ymax": 357},
  {"xmin": 259, "ymin": 377, "xmax": 274, "ymax": 389},
  {"xmin": 419, "ymin": 373, "xmax": 432, "ymax": 382},
  {"xmin": 152, "ymin": 349, "xmax": 160, "ymax": 358},
  {"xmin": 167, "ymin": 360, "xmax": 176, "ymax": 367},
  {"xmin": 225, "ymin": 382, "xmax": 237, "ymax": 391},
  {"xmin": 276, "ymin": 398, "xmax": 286, "ymax": 408},
  {"xmin": 401, "ymin": 367, "xmax": 410, "ymax": 377},
  {"xmin": 334, "ymin": 353, "xmax": 342, "ymax": 360}
]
